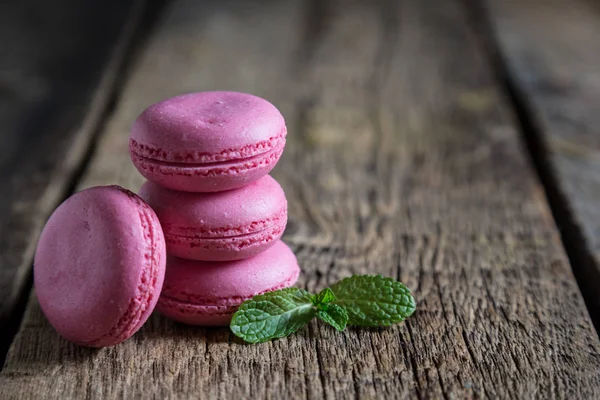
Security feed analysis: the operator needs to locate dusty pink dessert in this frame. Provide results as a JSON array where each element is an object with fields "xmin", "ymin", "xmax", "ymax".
[
  {"xmin": 34, "ymin": 186, "xmax": 167, "ymax": 347},
  {"xmin": 138, "ymin": 175, "xmax": 287, "ymax": 261},
  {"xmin": 156, "ymin": 240, "xmax": 300, "ymax": 326},
  {"xmin": 129, "ymin": 91, "xmax": 287, "ymax": 193}
]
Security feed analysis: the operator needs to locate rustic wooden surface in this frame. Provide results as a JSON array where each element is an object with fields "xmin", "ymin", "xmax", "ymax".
[
  {"xmin": 484, "ymin": 0, "xmax": 600, "ymax": 327},
  {"xmin": 0, "ymin": 0, "xmax": 142, "ymax": 363},
  {"xmin": 2, "ymin": 0, "xmax": 600, "ymax": 398}
]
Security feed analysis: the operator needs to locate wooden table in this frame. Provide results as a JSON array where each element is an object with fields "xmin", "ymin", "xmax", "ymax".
[{"xmin": 2, "ymin": 0, "xmax": 600, "ymax": 398}]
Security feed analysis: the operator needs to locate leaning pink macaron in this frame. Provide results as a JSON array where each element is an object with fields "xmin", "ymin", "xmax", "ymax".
[
  {"xmin": 129, "ymin": 91, "xmax": 287, "ymax": 193},
  {"xmin": 157, "ymin": 240, "xmax": 299, "ymax": 326},
  {"xmin": 34, "ymin": 186, "xmax": 167, "ymax": 347},
  {"xmin": 138, "ymin": 175, "xmax": 287, "ymax": 261}
]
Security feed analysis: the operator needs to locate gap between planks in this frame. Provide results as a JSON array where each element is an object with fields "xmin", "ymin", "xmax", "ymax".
[{"xmin": 463, "ymin": 0, "xmax": 600, "ymax": 335}]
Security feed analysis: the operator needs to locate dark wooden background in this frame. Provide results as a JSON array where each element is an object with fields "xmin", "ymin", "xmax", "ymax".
[
  {"xmin": 1, "ymin": 0, "xmax": 599, "ymax": 398},
  {"xmin": 0, "ymin": 0, "xmax": 135, "ymax": 363}
]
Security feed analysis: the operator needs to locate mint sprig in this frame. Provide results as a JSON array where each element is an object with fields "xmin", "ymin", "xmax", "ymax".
[
  {"xmin": 329, "ymin": 275, "xmax": 416, "ymax": 326},
  {"xmin": 313, "ymin": 287, "xmax": 348, "ymax": 331},
  {"xmin": 229, "ymin": 288, "xmax": 315, "ymax": 343},
  {"xmin": 317, "ymin": 304, "xmax": 348, "ymax": 331},
  {"xmin": 230, "ymin": 275, "xmax": 416, "ymax": 343},
  {"xmin": 313, "ymin": 287, "xmax": 336, "ymax": 306}
]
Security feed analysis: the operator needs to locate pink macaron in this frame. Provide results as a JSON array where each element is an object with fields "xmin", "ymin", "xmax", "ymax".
[
  {"xmin": 138, "ymin": 174, "xmax": 287, "ymax": 261},
  {"xmin": 129, "ymin": 91, "xmax": 287, "ymax": 193},
  {"xmin": 156, "ymin": 240, "xmax": 300, "ymax": 326},
  {"xmin": 34, "ymin": 186, "xmax": 167, "ymax": 347}
]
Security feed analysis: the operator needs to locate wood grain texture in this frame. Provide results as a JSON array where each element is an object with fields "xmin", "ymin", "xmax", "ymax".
[
  {"xmin": 483, "ymin": 0, "xmax": 600, "ymax": 327},
  {"xmin": 2, "ymin": 0, "xmax": 600, "ymax": 398},
  {"xmin": 0, "ymin": 0, "xmax": 142, "ymax": 360}
]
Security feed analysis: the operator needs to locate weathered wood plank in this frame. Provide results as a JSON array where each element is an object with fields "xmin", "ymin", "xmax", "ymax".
[
  {"xmin": 483, "ymin": 0, "xmax": 600, "ymax": 328},
  {"xmin": 2, "ymin": 0, "xmax": 600, "ymax": 398},
  {"xmin": 0, "ymin": 0, "xmax": 144, "ymax": 363}
]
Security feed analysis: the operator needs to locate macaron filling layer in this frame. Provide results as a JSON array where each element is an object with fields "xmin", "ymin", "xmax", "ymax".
[
  {"xmin": 164, "ymin": 210, "xmax": 286, "ymax": 260},
  {"xmin": 129, "ymin": 130, "xmax": 286, "ymax": 164},
  {"xmin": 84, "ymin": 188, "xmax": 163, "ymax": 347},
  {"xmin": 166, "ymin": 221, "xmax": 285, "ymax": 258},
  {"xmin": 130, "ymin": 140, "xmax": 284, "ymax": 178},
  {"xmin": 157, "ymin": 272, "xmax": 299, "ymax": 318},
  {"xmin": 163, "ymin": 206, "xmax": 286, "ymax": 239}
]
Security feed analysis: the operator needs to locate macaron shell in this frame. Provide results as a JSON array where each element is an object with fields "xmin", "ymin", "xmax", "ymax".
[
  {"xmin": 130, "ymin": 91, "xmax": 286, "ymax": 162},
  {"xmin": 34, "ymin": 186, "xmax": 166, "ymax": 347},
  {"xmin": 157, "ymin": 272, "xmax": 298, "ymax": 327},
  {"xmin": 156, "ymin": 240, "xmax": 300, "ymax": 326},
  {"xmin": 129, "ymin": 91, "xmax": 287, "ymax": 193},
  {"xmin": 138, "ymin": 175, "xmax": 288, "ymax": 261}
]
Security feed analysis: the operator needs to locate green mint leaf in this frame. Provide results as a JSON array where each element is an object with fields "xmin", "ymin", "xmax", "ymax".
[
  {"xmin": 317, "ymin": 304, "xmax": 348, "ymax": 331},
  {"xmin": 330, "ymin": 275, "xmax": 416, "ymax": 326},
  {"xmin": 312, "ymin": 287, "xmax": 337, "ymax": 308},
  {"xmin": 230, "ymin": 288, "xmax": 316, "ymax": 343}
]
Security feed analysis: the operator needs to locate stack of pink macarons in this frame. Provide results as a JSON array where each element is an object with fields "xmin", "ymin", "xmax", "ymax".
[
  {"xmin": 131, "ymin": 92, "xmax": 299, "ymax": 326},
  {"xmin": 34, "ymin": 92, "xmax": 300, "ymax": 347}
]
